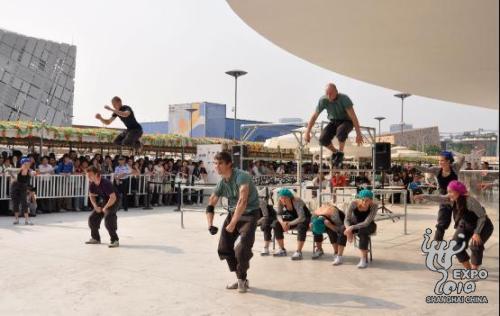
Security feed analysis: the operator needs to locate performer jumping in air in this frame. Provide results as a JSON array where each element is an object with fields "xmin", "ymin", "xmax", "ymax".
[
  {"xmin": 12, "ymin": 157, "xmax": 34, "ymax": 225},
  {"xmin": 85, "ymin": 166, "xmax": 120, "ymax": 248},
  {"xmin": 416, "ymin": 180, "xmax": 494, "ymax": 270},
  {"xmin": 205, "ymin": 152, "xmax": 261, "ymax": 293},
  {"xmin": 415, "ymin": 151, "xmax": 465, "ymax": 241},
  {"xmin": 305, "ymin": 83, "xmax": 364, "ymax": 167},
  {"xmin": 95, "ymin": 96, "xmax": 143, "ymax": 152}
]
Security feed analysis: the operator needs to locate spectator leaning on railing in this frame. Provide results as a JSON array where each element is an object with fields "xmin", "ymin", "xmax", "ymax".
[
  {"xmin": 55, "ymin": 154, "xmax": 74, "ymax": 212},
  {"xmin": 114, "ymin": 156, "xmax": 131, "ymax": 211}
]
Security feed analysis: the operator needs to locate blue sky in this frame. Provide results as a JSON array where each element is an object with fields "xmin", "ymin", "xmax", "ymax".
[{"xmin": 0, "ymin": 0, "xmax": 498, "ymax": 133}]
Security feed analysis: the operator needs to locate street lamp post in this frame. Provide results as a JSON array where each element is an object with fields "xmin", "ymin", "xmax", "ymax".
[
  {"xmin": 225, "ymin": 70, "xmax": 247, "ymax": 141},
  {"xmin": 185, "ymin": 108, "xmax": 198, "ymax": 138},
  {"xmin": 394, "ymin": 93, "xmax": 411, "ymax": 146},
  {"xmin": 374, "ymin": 116, "xmax": 386, "ymax": 140}
]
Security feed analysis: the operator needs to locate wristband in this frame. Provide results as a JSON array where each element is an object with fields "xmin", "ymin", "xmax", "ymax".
[{"xmin": 206, "ymin": 205, "xmax": 215, "ymax": 214}]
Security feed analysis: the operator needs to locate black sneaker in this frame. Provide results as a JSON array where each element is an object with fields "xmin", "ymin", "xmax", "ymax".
[
  {"xmin": 333, "ymin": 152, "xmax": 345, "ymax": 167},
  {"xmin": 331, "ymin": 152, "xmax": 339, "ymax": 166}
]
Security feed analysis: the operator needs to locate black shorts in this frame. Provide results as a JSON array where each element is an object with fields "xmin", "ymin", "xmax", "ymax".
[{"xmin": 319, "ymin": 120, "xmax": 354, "ymax": 146}]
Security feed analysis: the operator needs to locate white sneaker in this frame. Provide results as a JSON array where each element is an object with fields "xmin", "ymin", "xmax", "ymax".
[
  {"xmin": 24, "ymin": 220, "xmax": 34, "ymax": 225},
  {"xmin": 311, "ymin": 248, "xmax": 324, "ymax": 260},
  {"xmin": 291, "ymin": 251, "xmax": 303, "ymax": 261},
  {"xmin": 13, "ymin": 219, "xmax": 19, "ymax": 225},
  {"xmin": 260, "ymin": 247, "xmax": 270, "ymax": 256},
  {"xmin": 238, "ymin": 279, "xmax": 249, "ymax": 293},
  {"xmin": 273, "ymin": 248, "xmax": 287, "ymax": 257},
  {"xmin": 357, "ymin": 257, "xmax": 368, "ymax": 269},
  {"xmin": 332, "ymin": 255, "xmax": 344, "ymax": 266}
]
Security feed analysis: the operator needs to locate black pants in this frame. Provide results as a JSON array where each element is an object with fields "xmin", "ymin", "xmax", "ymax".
[
  {"xmin": 435, "ymin": 204, "xmax": 453, "ymax": 241},
  {"xmin": 260, "ymin": 217, "xmax": 276, "ymax": 242},
  {"xmin": 273, "ymin": 218, "xmax": 311, "ymax": 242},
  {"xmin": 352, "ymin": 222, "xmax": 377, "ymax": 250},
  {"xmin": 88, "ymin": 202, "xmax": 119, "ymax": 242},
  {"xmin": 453, "ymin": 217, "xmax": 494, "ymax": 266},
  {"xmin": 218, "ymin": 210, "xmax": 259, "ymax": 280},
  {"xmin": 11, "ymin": 185, "xmax": 28, "ymax": 214},
  {"xmin": 319, "ymin": 120, "xmax": 354, "ymax": 146},
  {"xmin": 117, "ymin": 179, "xmax": 129, "ymax": 210},
  {"xmin": 113, "ymin": 128, "xmax": 143, "ymax": 149},
  {"xmin": 313, "ymin": 226, "xmax": 347, "ymax": 247}
]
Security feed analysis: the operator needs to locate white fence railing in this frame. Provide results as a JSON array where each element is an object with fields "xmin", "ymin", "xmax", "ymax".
[{"xmin": 0, "ymin": 173, "xmax": 184, "ymax": 201}]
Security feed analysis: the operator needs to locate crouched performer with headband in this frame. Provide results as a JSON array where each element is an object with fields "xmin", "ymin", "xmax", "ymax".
[{"xmin": 205, "ymin": 152, "xmax": 261, "ymax": 293}]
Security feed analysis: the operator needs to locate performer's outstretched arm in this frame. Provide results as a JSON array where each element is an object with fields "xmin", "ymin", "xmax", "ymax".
[
  {"xmin": 305, "ymin": 111, "xmax": 319, "ymax": 143},
  {"xmin": 346, "ymin": 107, "xmax": 364, "ymax": 145}
]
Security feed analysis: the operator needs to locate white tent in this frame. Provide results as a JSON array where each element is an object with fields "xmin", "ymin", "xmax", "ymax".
[
  {"xmin": 263, "ymin": 128, "xmax": 372, "ymax": 159},
  {"xmin": 391, "ymin": 146, "xmax": 427, "ymax": 159}
]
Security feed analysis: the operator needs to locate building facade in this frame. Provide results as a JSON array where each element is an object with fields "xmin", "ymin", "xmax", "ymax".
[
  {"xmin": 377, "ymin": 126, "xmax": 441, "ymax": 149},
  {"xmin": 0, "ymin": 28, "xmax": 76, "ymax": 126},
  {"xmin": 141, "ymin": 102, "xmax": 299, "ymax": 141}
]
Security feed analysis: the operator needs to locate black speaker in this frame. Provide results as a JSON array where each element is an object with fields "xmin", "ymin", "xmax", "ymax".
[
  {"xmin": 232, "ymin": 145, "xmax": 249, "ymax": 170},
  {"xmin": 373, "ymin": 142, "xmax": 391, "ymax": 171}
]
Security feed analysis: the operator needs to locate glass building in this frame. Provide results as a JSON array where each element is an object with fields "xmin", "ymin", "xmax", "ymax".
[{"xmin": 0, "ymin": 28, "xmax": 76, "ymax": 126}]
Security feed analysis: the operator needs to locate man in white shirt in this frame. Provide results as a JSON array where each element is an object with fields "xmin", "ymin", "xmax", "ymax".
[
  {"xmin": 37, "ymin": 156, "xmax": 55, "ymax": 175},
  {"xmin": 36, "ymin": 156, "xmax": 56, "ymax": 212},
  {"xmin": 114, "ymin": 156, "xmax": 131, "ymax": 211}
]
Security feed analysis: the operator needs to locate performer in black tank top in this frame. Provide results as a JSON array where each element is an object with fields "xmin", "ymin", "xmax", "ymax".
[
  {"xmin": 415, "ymin": 151, "xmax": 464, "ymax": 241},
  {"xmin": 344, "ymin": 190, "xmax": 378, "ymax": 269},
  {"xmin": 271, "ymin": 188, "xmax": 311, "ymax": 261},
  {"xmin": 12, "ymin": 157, "xmax": 34, "ymax": 225}
]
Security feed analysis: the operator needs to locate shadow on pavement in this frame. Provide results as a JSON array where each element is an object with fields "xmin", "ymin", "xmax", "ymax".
[{"xmin": 250, "ymin": 287, "xmax": 405, "ymax": 310}]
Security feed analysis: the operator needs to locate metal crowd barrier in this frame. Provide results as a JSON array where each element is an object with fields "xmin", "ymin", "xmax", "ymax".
[
  {"xmin": 0, "ymin": 174, "xmax": 89, "ymax": 201},
  {"xmin": 459, "ymin": 170, "xmax": 499, "ymax": 210}
]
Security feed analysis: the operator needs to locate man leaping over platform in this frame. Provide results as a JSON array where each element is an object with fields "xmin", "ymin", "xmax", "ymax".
[
  {"xmin": 95, "ymin": 96, "xmax": 143, "ymax": 153},
  {"xmin": 305, "ymin": 83, "xmax": 363, "ymax": 167}
]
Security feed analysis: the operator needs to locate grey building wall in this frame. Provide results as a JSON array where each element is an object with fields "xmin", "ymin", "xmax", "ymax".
[{"xmin": 0, "ymin": 28, "xmax": 76, "ymax": 126}]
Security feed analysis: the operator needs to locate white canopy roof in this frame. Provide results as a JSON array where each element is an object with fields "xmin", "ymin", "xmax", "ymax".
[
  {"xmin": 227, "ymin": 0, "xmax": 499, "ymax": 109},
  {"xmin": 263, "ymin": 129, "xmax": 372, "ymax": 159}
]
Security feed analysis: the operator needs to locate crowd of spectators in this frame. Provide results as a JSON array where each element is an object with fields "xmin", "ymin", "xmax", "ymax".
[{"xmin": 0, "ymin": 149, "xmax": 496, "ymax": 215}]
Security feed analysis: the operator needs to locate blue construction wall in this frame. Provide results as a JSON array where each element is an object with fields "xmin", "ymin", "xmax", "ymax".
[
  {"xmin": 142, "ymin": 102, "xmax": 299, "ymax": 141},
  {"xmin": 141, "ymin": 121, "xmax": 169, "ymax": 134},
  {"xmin": 204, "ymin": 102, "xmax": 226, "ymax": 138}
]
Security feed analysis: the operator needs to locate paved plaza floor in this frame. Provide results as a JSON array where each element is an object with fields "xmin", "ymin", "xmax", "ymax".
[{"xmin": 0, "ymin": 203, "xmax": 498, "ymax": 315}]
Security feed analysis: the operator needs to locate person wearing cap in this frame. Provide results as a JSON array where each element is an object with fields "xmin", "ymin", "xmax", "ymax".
[
  {"xmin": 416, "ymin": 180, "xmax": 494, "ymax": 269},
  {"xmin": 415, "ymin": 151, "xmax": 465, "ymax": 241},
  {"xmin": 205, "ymin": 151, "xmax": 261, "ymax": 293},
  {"xmin": 12, "ymin": 157, "xmax": 35, "ymax": 225},
  {"xmin": 344, "ymin": 189, "xmax": 378, "ymax": 269},
  {"xmin": 272, "ymin": 188, "xmax": 312, "ymax": 260},
  {"xmin": 311, "ymin": 204, "xmax": 347, "ymax": 265}
]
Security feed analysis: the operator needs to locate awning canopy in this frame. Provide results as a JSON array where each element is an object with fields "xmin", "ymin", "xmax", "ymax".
[{"xmin": 227, "ymin": 0, "xmax": 499, "ymax": 109}]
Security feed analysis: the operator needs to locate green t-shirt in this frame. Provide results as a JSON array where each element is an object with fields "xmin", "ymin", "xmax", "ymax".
[
  {"xmin": 315, "ymin": 93, "xmax": 353, "ymax": 121},
  {"xmin": 214, "ymin": 168, "xmax": 260, "ymax": 214}
]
